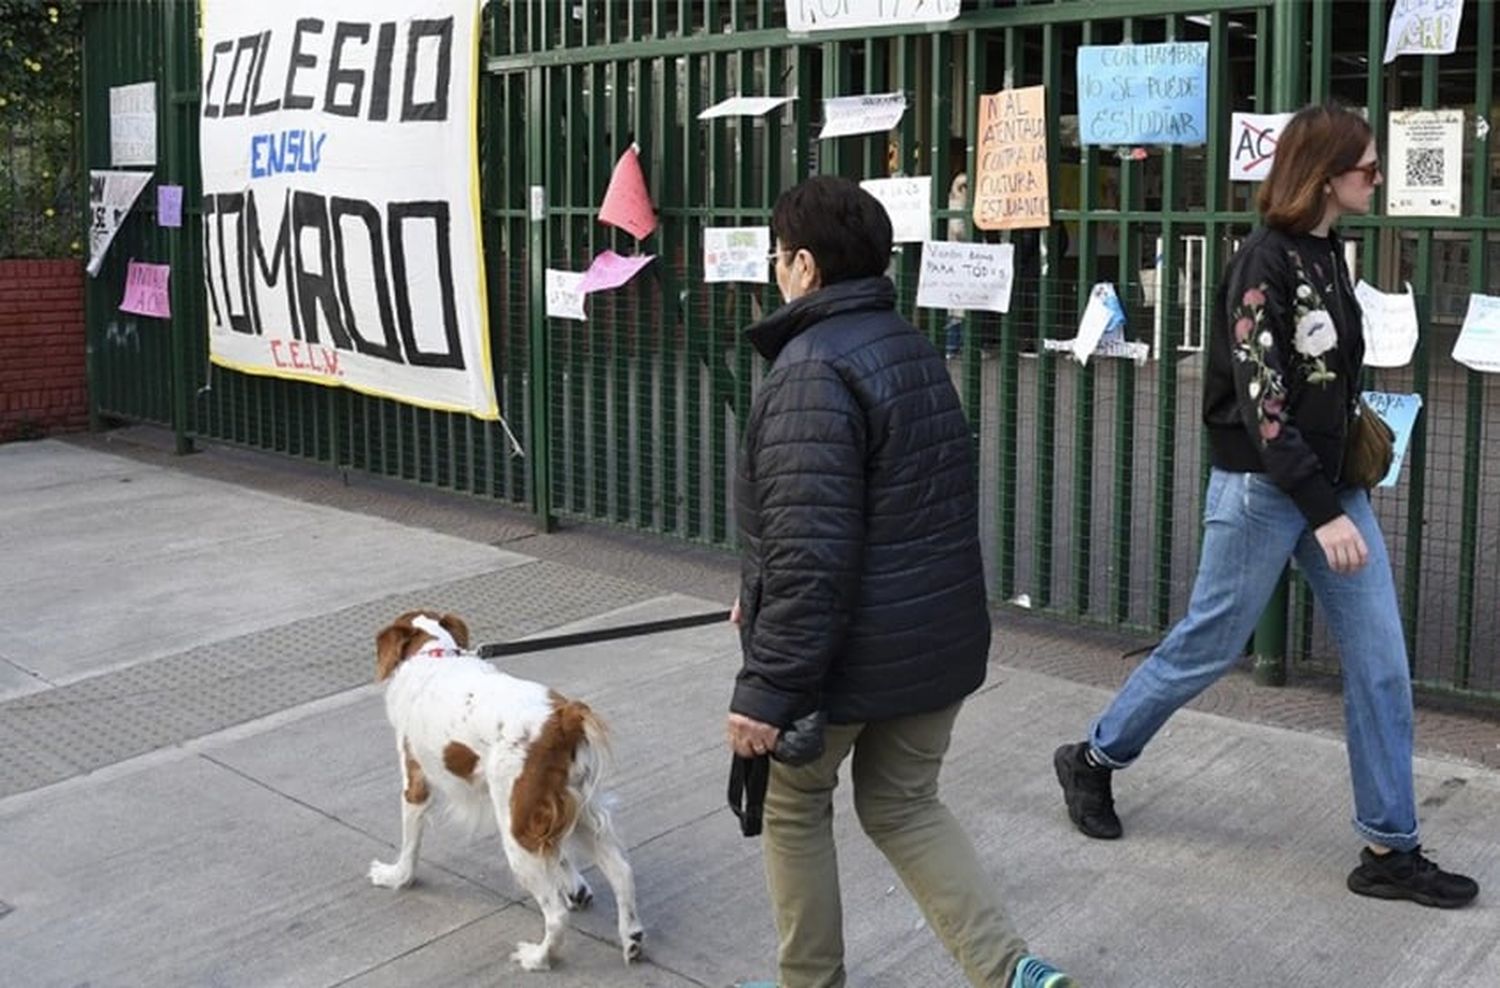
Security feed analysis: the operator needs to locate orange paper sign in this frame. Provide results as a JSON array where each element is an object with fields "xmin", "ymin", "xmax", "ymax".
[
  {"xmin": 599, "ymin": 145, "xmax": 657, "ymax": 241},
  {"xmin": 973, "ymin": 86, "xmax": 1050, "ymax": 231}
]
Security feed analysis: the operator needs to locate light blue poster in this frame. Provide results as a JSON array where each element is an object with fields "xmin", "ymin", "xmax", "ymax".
[
  {"xmin": 1362, "ymin": 391, "xmax": 1423, "ymax": 488},
  {"xmin": 1077, "ymin": 43, "xmax": 1209, "ymax": 146}
]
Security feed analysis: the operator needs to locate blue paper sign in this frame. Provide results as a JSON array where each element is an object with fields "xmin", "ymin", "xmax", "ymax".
[
  {"xmin": 1362, "ymin": 391, "xmax": 1423, "ymax": 488},
  {"xmin": 1077, "ymin": 43, "xmax": 1209, "ymax": 146}
]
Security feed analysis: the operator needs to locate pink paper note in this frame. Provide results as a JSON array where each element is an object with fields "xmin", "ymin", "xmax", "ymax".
[
  {"xmin": 119, "ymin": 260, "xmax": 171, "ymax": 318},
  {"xmin": 598, "ymin": 145, "xmax": 657, "ymax": 240},
  {"xmin": 157, "ymin": 184, "xmax": 183, "ymax": 228},
  {"xmin": 578, "ymin": 250, "xmax": 655, "ymax": 294}
]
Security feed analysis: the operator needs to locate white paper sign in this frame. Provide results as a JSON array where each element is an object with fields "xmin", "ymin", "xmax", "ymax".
[
  {"xmin": 1354, "ymin": 280, "xmax": 1419, "ymax": 368},
  {"xmin": 86, "ymin": 170, "xmax": 153, "ymax": 277},
  {"xmin": 698, "ymin": 95, "xmax": 796, "ymax": 120},
  {"xmin": 1452, "ymin": 294, "xmax": 1500, "ymax": 373},
  {"xmin": 1387, "ymin": 109, "xmax": 1464, "ymax": 216},
  {"xmin": 916, "ymin": 241, "xmax": 1015, "ymax": 314},
  {"xmin": 1384, "ymin": 0, "xmax": 1464, "ymax": 63},
  {"xmin": 200, "ymin": 0, "xmax": 497, "ymax": 419},
  {"xmin": 545, "ymin": 269, "xmax": 587, "ymax": 321},
  {"xmin": 703, "ymin": 227, "xmax": 771, "ymax": 284},
  {"xmin": 110, "ymin": 81, "xmax": 156, "ymax": 167},
  {"xmin": 1228, "ymin": 112, "xmax": 1294, "ymax": 182},
  {"xmin": 1070, "ymin": 283, "xmax": 1127, "ymax": 366},
  {"xmin": 819, "ymin": 93, "xmax": 908, "ymax": 139},
  {"xmin": 788, "ymin": 0, "xmax": 960, "ymax": 33},
  {"xmin": 860, "ymin": 176, "xmax": 932, "ymax": 243}
]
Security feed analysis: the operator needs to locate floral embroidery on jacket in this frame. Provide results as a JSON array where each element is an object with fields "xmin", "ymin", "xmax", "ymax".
[
  {"xmin": 1286, "ymin": 249, "xmax": 1338, "ymax": 385},
  {"xmin": 1230, "ymin": 284, "xmax": 1288, "ymax": 444}
]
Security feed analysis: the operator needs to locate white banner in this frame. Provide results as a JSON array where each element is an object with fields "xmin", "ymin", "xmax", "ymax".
[
  {"xmin": 860, "ymin": 176, "xmax": 931, "ymax": 243},
  {"xmin": 788, "ymin": 0, "xmax": 960, "ymax": 33},
  {"xmin": 916, "ymin": 241, "xmax": 1014, "ymax": 314},
  {"xmin": 1228, "ymin": 112, "xmax": 1293, "ymax": 182},
  {"xmin": 200, "ymin": 0, "xmax": 497, "ymax": 419},
  {"xmin": 819, "ymin": 93, "xmax": 907, "ymax": 139},
  {"xmin": 87, "ymin": 170, "xmax": 153, "ymax": 277},
  {"xmin": 1354, "ymin": 280, "xmax": 1419, "ymax": 368}
]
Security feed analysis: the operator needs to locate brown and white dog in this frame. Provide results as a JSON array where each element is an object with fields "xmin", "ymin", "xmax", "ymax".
[{"xmin": 368, "ymin": 611, "xmax": 643, "ymax": 971}]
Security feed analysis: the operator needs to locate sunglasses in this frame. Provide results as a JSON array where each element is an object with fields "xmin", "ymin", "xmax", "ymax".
[{"xmin": 1342, "ymin": 159, "xmax": 1382, "ymax": 182}]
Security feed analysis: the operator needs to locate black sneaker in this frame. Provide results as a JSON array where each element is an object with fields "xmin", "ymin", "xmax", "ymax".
[
  {"xmin": 1053, "ymin": 741, "xmax": 1122, "ymax": 840},
  {"xmin": 1347, "ymin": 846, "xmax": 1478, "ymax": 909}
]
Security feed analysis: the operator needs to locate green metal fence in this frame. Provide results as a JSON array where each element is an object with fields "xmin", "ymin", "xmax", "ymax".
[{"xmin": 81, "ymin": 0, "xmax": 1499, "ymax": 700}]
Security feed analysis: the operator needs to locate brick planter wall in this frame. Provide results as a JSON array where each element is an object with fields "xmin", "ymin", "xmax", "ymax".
[{"xmin": 0, "ymin": 259, "xmax": 87, "ymax": 443}]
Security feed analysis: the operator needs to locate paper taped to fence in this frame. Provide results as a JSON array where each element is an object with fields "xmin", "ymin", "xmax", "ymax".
[
  {"xmin": 704, "ymin": 227, "xmax": 771, "ymax": 284},
  {"xmin": 819, "ymin": 93, "xmax": 907, "ymax": 139},
  {"xmin": 1384, "ymin": 0, "xmax": 1464, "ymax": 63},
  {"xmin": 1355, "ymin": 280, "xmax": 1419, "ymax": 368},
  {"xmin": 916, "ymin": 242, "xmax": 1015, "ymax": 314},
  {"xmin": 110, "ymin": 82, "xmax": 157, "ymax": 167},
  {"xmin": 199, "ymin": 0, "xmax": 497, "ymax": 419},
  {"xmin": 860, "ymin": 176, "xmax": 932, "ymax": 243},
  {"xmin": 86, "ymin": 170, "xmax": 153, "ymax": 277},
  {"xmin": 1452, "ymin": 294, "xmax": 1500, "ymax": 373},
  {"xmin": 1228, "ymin": 113, "xmax": 1294, "ymax": 182},
  {"xmin": 1386, "ymin": 109, "xmax": 1463, "ymax": 217}
]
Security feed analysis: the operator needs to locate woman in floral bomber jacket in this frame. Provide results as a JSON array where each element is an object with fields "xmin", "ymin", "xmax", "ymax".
[{"xmin": 1051, "ymin": 103, "xmax": 1478, "ymax": 909}]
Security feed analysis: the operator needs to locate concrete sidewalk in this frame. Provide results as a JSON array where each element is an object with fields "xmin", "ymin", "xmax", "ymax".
[{"xmin": 1, "ymin": 436, "xmax": 1498, "ymax": 987}]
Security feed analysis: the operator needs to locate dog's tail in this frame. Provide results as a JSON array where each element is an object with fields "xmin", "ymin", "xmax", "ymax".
[{"xmin": 509, "ymin": 695, "xmax": 609, "ymax": 857}]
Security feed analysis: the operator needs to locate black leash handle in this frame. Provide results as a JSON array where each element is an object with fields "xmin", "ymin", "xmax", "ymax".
[
  {"xmin": 728, "ymin": 754, "xmax": 770, "ymax": 837},
  {"xmin": 478, "ymin": 609, "xmax": 731, "ymax": 658}
]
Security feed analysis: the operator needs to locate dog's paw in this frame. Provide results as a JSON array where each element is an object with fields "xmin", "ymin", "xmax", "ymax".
[
  {"xmin": 368, "ymin": 859, "xmax": 413, "ymax": 889},
  {"xmin": 621, "ymin": 927, "xmax": 645, "ymax": 964},
  {"xmin": 511, "ymin": 941, "xmax": 553, "ymax": 971},
  {"xmin": 564, "ymin": 879, "xmax": 594, "ymax": 911}
]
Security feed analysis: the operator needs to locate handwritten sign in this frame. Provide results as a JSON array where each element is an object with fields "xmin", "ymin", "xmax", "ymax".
[
  {"xmin": 157, "ymin": 184, "xmax": 183, "ymax": 228},
  {"xmin": 859, "ymin": 176, "xmax": 931, "ymax": 243},
  {"xmin": 110, "ymin": 81, "xmax": 156, "ymax": 167},
  {"xmin": 787, "ymin": 0, "xmax": 960, "ymax": 33},
  {"xmin": 819, "ymin": 93, "xmax": 907, "ymax": 139},
  {"xmin": 578, "ymin": 250, "xmax": 655, "ymax": 294},
  {"xmin": 1077, "ymin": 43, "xmax": 1209, "ymax": 146},
  {"xmin": 545, "ymin": 269, "xmax": 587, "ymax": 321},
  {"xmin": 1229, "ymin": 112, "xmax": 1294, "ymax": 182},
  {"xmin": 698, "ymin": 95, "xmax": 796, "ymax": 120},
  {"xmin": 1354, "ymin": 280, "xmax": 1419, "ymax": 368},
  {"xmin": 599, "ymin": 145, "xmax": 657, "ymax": 240},
  {"xmin": 704, "ymin": 227, "xmax": 771, "ymax": 284},
  {"xmin": 1361, "ymin": 391, "xmax": 1423, "ymax": 487},
  {"xmin": 1384, "ymin": 0, "xmax": 1464, "ymax": 63},
  {"xmin": 1452, "ymin": 293, "xmax": 1500, "ymax": 373},
  {"xmin": 200, "ymin": 1, "xmax": 496, "ymax": 418},
  {"xmin": 86, "ymin": 170, "xmax": 153, "ymax": 277},
  {"xmin": 916, "ymin": 242, "xmax": 1015, "ymax": 314},
  {"xmin": 1387, "ymin": 109, "xmax": 1463, "ymax": 216},
  {"xmin": 973, "ymin": 86, "xmax": 1049, "ymax": 231},
  {"xmin": 119, "ymin": 260, "xmax": 171, "ymax": 319}
]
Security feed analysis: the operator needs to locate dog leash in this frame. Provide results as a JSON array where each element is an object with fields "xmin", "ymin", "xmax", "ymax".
[{"xmin": 477, "ymin": 609, "xmax": 731, "ymax": 658}]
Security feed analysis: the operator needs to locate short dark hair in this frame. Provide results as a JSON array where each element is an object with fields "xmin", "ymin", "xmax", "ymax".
[
  {"xmin": 770, "ymin": 176, "xmax": 892, "ymax": 285},
  {"xmin": 1258, "ymin": 103, "xmax": 1374, "ymax": 234}
]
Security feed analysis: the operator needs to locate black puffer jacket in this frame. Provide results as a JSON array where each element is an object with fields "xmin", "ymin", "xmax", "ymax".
[{"xmin": 730, "ymin": 277, "xmax": 991, "ymax": 727}]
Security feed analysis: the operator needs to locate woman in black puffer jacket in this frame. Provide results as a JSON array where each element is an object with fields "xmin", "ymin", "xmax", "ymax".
[{"xmin": 725, "ymin": 176, "xmax": 1073, "ymax": 988}]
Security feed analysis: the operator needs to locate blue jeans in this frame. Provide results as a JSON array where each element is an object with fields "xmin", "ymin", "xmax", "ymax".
[
  {"xmin": 944, "ymin": 316, "xmax": 962, "ymax": 357},
  {"xmin": 1089, "ymin": 468, "xmax": 1418, "ymax": 851}
]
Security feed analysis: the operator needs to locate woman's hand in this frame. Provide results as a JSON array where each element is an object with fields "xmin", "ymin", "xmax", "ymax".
[
  {"xmin": 1314, "ymin": 515, "xmax": 1369, "ymax": 574},
  {"xmin": 727, "ymin": 712, "xmax": 780, "ymax": 758},
  {"xmin": 729, "ymin": 597, "xmax": 742, "ymax": 627}
]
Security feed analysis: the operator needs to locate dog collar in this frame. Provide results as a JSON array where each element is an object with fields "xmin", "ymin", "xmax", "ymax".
[{"xmin": 411, "ymin": 615, "xmax": 464, "ymax": 659}]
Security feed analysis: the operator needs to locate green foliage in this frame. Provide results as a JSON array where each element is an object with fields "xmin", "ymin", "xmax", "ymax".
[{"xmin": 1, "ymin": 1, "xmax": 83, "ymax": 259}]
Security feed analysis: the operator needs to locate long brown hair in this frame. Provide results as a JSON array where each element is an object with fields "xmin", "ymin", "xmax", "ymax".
[{"xmin": 1258, "ymin": 103, "xmax": 1373, "ymax": 234}]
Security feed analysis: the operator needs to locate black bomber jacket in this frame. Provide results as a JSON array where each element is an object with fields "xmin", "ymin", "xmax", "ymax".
[{"xmin": 1204, "ymin": 226, "xmax": 1364, "ymax": 529}]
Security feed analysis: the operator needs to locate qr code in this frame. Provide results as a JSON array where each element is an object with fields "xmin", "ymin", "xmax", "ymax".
[{"xmin": 1404, "ymin": 148, "xmax": 1444, "ymax": 187}]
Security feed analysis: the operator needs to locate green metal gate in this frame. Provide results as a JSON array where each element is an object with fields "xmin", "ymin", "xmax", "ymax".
[{"xmin": 81, "ymin": 0, "xmax": 1499, "ymax": 700}]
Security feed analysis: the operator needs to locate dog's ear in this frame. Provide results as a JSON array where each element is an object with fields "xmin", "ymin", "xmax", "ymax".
[
  {"xmin": 375, "ymin": 619, "xmax": 418, "ymax": 682},
  {"xmin": 438, "ymin": 613, "xmax": 471, "ymax": 649}
]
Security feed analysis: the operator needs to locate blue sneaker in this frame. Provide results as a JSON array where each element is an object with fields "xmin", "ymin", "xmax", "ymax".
[
  {"xmin": 1012, "ymin": 954, "xmax": 1076, "ymax": 988},
  {"xmin": 729, "ymin": 982, "xmax": 777, "ymax": 988}
]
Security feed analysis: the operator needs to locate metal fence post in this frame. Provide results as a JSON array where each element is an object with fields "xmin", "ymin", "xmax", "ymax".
[
  {"xmin": 526, "ymin": 65, "xmax": 554, "ymax": 532},
  {"xmin": 1251, "ymin": 0, "xmax": 1306, "ymax": 687}
]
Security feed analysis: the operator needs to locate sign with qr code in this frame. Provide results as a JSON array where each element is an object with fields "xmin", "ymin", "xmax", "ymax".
[{"xmin": 1386, "ymin": 109, "xmax": 1463, "ymax": 216}]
